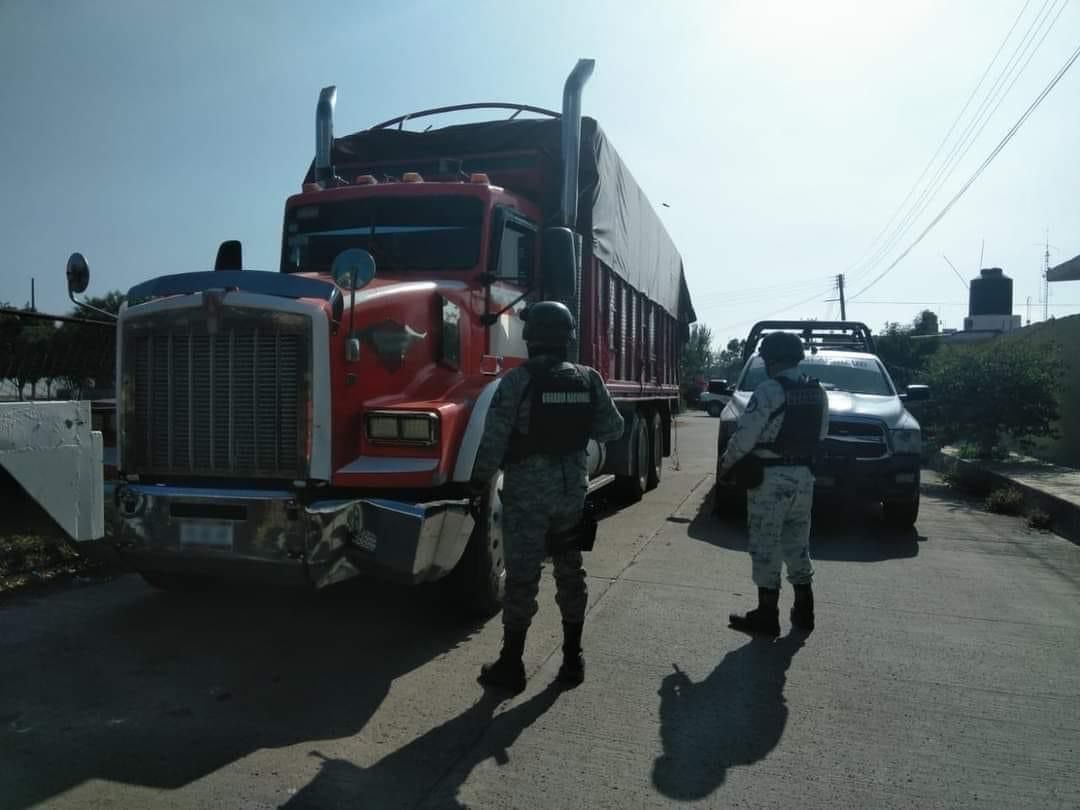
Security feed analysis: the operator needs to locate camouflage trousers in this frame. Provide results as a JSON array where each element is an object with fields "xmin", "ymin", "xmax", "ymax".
[
  {"xmin": 746, "ymin": 465, "xmax": 815, "ymax": 589},
  {"xmin": 500, "ymin": 457, "xmax": 589, "ymax": 631}
]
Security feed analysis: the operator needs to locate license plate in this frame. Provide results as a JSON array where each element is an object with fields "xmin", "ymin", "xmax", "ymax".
[
  {"xmin": 179, "ymin": 521, "xmax": 235, "ymax": 550},
  {"xmin": 815, "ymin": 475, "xmax": 835, "ymax": 488}
]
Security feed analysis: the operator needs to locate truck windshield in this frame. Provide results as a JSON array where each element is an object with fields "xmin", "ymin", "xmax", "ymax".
[
  {"xmin": 282, "ymin": 196, "xmax": 483, "ymax": 274},
  {"xmin": 739, "ymin": 355, "xmax": 895, "ymax": 396}
]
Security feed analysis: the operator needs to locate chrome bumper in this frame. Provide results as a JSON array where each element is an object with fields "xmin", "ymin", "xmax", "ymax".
[{"xmin": 114, "ymin": 485, "xmax": 474, "ymax": 588}]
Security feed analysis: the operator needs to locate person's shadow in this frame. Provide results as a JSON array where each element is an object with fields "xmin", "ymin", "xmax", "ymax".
[
  {"xmin": 283, "ymin": 681, "xmax": 565, "ymax": 809},
  {"xmin": 652, "ymin": 634, "xmax": 805, "ymax": 801}
]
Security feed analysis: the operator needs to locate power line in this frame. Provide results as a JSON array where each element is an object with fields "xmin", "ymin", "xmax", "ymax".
[
  {"xmin": 847, "ymin": 0, "xmax": 1066, "ymax": 288},
  {"xmin": 708, "ymin": 286, "xmax": 833, "ymax": 335},
  {"xmin": 842, "ymin": 0, "xmax": 1035, "ymax": 283},
  {"xmin": 850, "ymin": 39, "xmax": 1080, "ymax": 300}
]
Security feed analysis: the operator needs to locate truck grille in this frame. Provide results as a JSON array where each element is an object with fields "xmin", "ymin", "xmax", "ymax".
[
  {"xmin": 822, "ymin": 419, "xmax": 888, "ymax": 460},
  {"xmin": 123, "ymin": 314, "xmax": 310, "ymax": 479}
]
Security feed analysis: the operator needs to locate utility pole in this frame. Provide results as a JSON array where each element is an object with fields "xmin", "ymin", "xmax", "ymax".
[
  {"xmin": 1042, "ymin": 236, "xmax": 1050, "ymax": 322},
  {"xmin": 30, "ymin": 278, "xmax": 36, "ymax": 312},
  {"xmin": 836, "ymin": 273, "xmax": 846, "ymax": 320}
]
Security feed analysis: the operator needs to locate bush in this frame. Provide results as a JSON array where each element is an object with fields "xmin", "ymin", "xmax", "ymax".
[
  {"xmin": 923, "ymin": 340, "xmax": 1062, "ymax": 459},
  {"xmin": 985, "ymin": 487, "xmax": 1024, "ymax": 515},
  {"xmin": 1027, "ymin": 508, "xmax": 1053, "ymax": 531}
]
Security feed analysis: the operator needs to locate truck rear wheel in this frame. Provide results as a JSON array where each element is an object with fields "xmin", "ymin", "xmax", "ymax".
[
  {"xmin": 444, "ymin": 472, "xmax": 506, "ymax": 619},
  {"xmin": 617, "ymin": 413, "xmax": 649, "ymax": 503},
  {"xmin": 647, "ymin": 411, "xmax": 663, "ymax": 491}
]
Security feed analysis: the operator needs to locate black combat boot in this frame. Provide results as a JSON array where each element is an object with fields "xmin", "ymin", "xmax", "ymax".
[
  {"xmin": 728, "ymin": 587, "xmax": 781, "ymax": 637},
  {"xmin": 790, "ymin": 583, "xmax": 815, "ymax": 632},
  {"xmin": 478, "ymin": 626, "xmax": 528, "ymax": 693},
  {"xmin": 556, "ymin": 621, "xmax": 585, "ymax": 687}
]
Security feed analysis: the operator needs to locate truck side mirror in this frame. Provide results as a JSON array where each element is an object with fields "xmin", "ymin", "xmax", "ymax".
[
  {"xmin": 214, "ymin": 240, "xmax": 243, "ymax": 271},
  {"xmin": 66, "ymin": 252, "xmax": 90, "ymax": 295},
  {"xmin": 541, "ymin": 227, "xmax": 576, "ymax": 300}
]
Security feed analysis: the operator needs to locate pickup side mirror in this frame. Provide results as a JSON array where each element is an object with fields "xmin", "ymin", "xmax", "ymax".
[
  {"xmin": 214, "ymin": 240, "xmax": 243, "ymax": 271},
  {"xmin": 541, "ymin": 226, "xmax": 576, "ymax": 300},
  {"xmin": 903, "ymin": 384, "xmax": 930, "ymax": 402}
]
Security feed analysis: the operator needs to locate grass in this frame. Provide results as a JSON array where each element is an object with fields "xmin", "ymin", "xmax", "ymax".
[
  {"xmin": 0, "ymin": 470, "xmax": 103, "ymax": 593},
  {"xmin": 985, "ymin": 487, "xmax": 1025, "ymax": 516},
  {"xmin": 1026, "ymin": 508, "xmax": 1054, "ymax": 531}
]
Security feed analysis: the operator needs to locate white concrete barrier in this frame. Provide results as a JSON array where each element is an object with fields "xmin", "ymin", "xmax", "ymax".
[{"xmin": 0, "ymin": 401, "xmax": 104, "ymax": 541}]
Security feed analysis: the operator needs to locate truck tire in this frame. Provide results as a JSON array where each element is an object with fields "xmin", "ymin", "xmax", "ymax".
[
  {"xmin": 647, "ymin": 411, "xmax": 663, "ymax": 491},
  {"xmin": 617, "ymin": 413, "xmax": 649, "ymax": 503},
  {"xmin": 706, "ymin": 401, "xmax": 723, "ymax": 418},
  {"xmin": 445, "ymin": 472, "xmax": 506, "ymax": 619},
  {"xmin": 883, "ymin": 494, "xmax": 920, "ymax": 529}
]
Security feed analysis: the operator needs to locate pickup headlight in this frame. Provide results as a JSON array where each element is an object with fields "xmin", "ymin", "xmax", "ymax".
[
  {"xmin": 891, "ymin": 428, "xmax": 921, "ymax": 455},
  {"xmin": 366, "ymin": 411, "xmax": 439, "ymax": 445}
]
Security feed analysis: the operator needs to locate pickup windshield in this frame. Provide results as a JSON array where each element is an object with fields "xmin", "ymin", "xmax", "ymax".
[
  {"xmin": 739, "ymin": 355, "xmax": 895, "ymax": 396},
  {"xmin": 282, "ymin": 196, "xmax": 482, "ymax": 274}
]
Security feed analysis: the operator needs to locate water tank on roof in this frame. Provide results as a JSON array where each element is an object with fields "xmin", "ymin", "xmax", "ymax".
[{"xmin": 969, "ymin": 267, "xmax": 1012, "ymax": 316}]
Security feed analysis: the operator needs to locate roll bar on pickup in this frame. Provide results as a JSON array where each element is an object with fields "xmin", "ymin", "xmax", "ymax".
[{"xmin": 742, "ymin": 320, "xmax": 876, "ymax": 362}]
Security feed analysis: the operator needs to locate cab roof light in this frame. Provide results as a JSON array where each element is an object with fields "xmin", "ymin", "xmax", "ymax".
[
  {"xmin": 354, "ymin": 174, "xmax": 378, "ymax": 185},
  {"xmin": 402, "ymin": 172, "xmax": 424, "ymax": 183},
  {"xmin": 469, "ymin": 172, "xmax": 491, "ymax": 184}
]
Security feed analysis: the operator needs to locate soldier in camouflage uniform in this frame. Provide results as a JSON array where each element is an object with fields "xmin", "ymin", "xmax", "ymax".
[
  {"xmin": 471, "ymin": 301, "xmax": 624, "ymax": 693},
  {"xmin": 717, "ymin": 331, "xmax": 828, "ymax": 636}
]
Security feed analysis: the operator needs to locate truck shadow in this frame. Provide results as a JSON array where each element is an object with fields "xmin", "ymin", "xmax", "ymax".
[
  {"xmin": 689, "ymin": 491, "xmax": 928, "ymax": 563},
  {"xmin": 652, "ymin": 634, "xmax": 805, "ymax": 801},
  {"xmin": 282, "ymin": 681, "xmax": 564, "ymax": 809},
  {"xmin": 0, "ymin": 577, "xmax": 480, "ymax": 809}
]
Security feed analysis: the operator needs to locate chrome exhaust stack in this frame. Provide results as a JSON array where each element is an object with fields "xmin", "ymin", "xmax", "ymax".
[
  {"xmin": 559, "ymin": 59, "xmax": 595, "ymax": 229},
  {"xmin": 315, "ymin": 85, "xmax": 337, "ymax": 188}
]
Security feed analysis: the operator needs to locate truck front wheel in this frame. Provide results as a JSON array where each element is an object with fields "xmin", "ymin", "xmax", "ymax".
[
  {"xmin": 883, "ymin": 494, "xmax": 920, "ymax": 529},
  {"xmin": 445, "ymin": 472, "xmax": 506, "ymax": 619}
]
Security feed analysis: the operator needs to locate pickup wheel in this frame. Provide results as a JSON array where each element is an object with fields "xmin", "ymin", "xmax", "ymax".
[
  {"xmin": 706, "ymin": 401, "xmax": 723, "ymax": 418},
  {"xmin": 445, "ymin": 472, "xmax": 506, "ymax": 619},
  {"xmin": 646, "ymin": 412, "xmax": 664, "ymax": 491},
  {"xmin": 617, "ymin": 413, "xmax": 649, "ymax": 503},
  {"xmin": 883, "ymin": 494, "xmax": 920, "ymax": 528}
]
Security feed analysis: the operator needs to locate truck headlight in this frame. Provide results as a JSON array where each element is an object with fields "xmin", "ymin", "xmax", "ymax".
[
  {"xmin": 891, "ymin": 428, "xmax": 921, "ymax": 455},
  {"xmin": 366, "ymin": 411, "xmax": 439, "ymax": 445}
]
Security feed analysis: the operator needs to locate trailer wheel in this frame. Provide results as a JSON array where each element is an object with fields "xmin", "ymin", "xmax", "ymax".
[
  {"xmin": 617, "ymin": 413, "xmax": 649, "ymax": 503},
  {"xmin": 445, "ymin": 472, "xmax": 506, "ymax": 619},
  {"xmin": 646, "ymin": 411, "xmax": 663, "ymax": 491}
]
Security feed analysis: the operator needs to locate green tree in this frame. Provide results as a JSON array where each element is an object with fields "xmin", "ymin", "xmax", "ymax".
[
  {"xmin": 53, "ymin": 291, "xmax": 123, "ymax": 399},
  {"xmin": 875, "ymin": 319, "xmax": 939, "ymax": 390},
  {"xmin": 912, "ymin": 309, "xmax": 940, "ymax": 335},
  {"xmin": 923, "ymin": 340, "xmax": 1062, "ymax": 458},
  {"xmin": 680, "ymin": 324, "xmax": 713, "ymax": 382},
  {"xmin": 714, "ymin": 338, "xmax": 747, "ymax": 379}
]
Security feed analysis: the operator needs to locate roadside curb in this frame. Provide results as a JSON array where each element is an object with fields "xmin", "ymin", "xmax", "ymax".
[{"xmin": 929, "ymin": 449, "xmax": 1080, "ymax": 546}]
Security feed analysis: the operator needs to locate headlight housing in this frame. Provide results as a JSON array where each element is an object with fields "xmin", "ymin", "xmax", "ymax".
[
  {"xmin": 891, "ymin": 428, "xmax": 921, "ymax": 455},
  {"xmin": 365, "ymin": 411, "xmax": 439, "ymax": 446}
]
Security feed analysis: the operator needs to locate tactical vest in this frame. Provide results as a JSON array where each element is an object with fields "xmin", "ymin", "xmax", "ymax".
[
  {"xmin": 757, "ymin": 376, "xmax": 826, "ymax": 463},
  {"xmin": 506, "ymin": 358, "xmax": 594, "ymax": 463}
]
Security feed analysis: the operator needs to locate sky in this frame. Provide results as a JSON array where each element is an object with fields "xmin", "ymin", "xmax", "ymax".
[{"xmin": 2, "ymin": 0, "xmax": 1079, "ymax": 347}]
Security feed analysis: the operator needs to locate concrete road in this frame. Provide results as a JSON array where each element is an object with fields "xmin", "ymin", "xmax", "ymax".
[{"xmin": 2, "ymin": 413, "xmax": 1079, "ymax": 809}]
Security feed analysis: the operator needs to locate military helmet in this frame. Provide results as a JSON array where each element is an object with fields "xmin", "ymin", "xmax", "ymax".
[
  {"xmin": 522, "ymin": 301, "xmax": 576, "ymax": 347},
  {"xmin": 758, "ymin": 331, "xmax": 805, "ymax": 365}
]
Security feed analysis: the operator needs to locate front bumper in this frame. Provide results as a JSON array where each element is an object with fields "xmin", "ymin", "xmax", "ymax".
[
  {"xmin": 811, "ymin": 453, "xmax": 921, "ymax": 501},
  {"xmin": 113, "ymin": 485, "xmax": 474, "ymax": 588}
]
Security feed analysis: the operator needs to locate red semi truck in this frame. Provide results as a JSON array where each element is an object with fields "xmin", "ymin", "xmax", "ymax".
[{"xmin": 77, "ymin": 60, "xmax": 696, "ymax": 614}]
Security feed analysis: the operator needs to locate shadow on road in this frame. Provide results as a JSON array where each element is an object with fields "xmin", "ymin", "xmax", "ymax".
[
  {"xmin": 652, "ymin": 634, "xmax": 805, "ymax": 801},
  {"xmin": 0, "ymin": 578, "xmax": 480, "ymax": 809},
  {"xmin": 284, "ymin": 681, "xmax": 564, "ymax": 809},
  {"xmin": 689, "ymin": 488, "xmax": 928, "ymax": 563}
]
